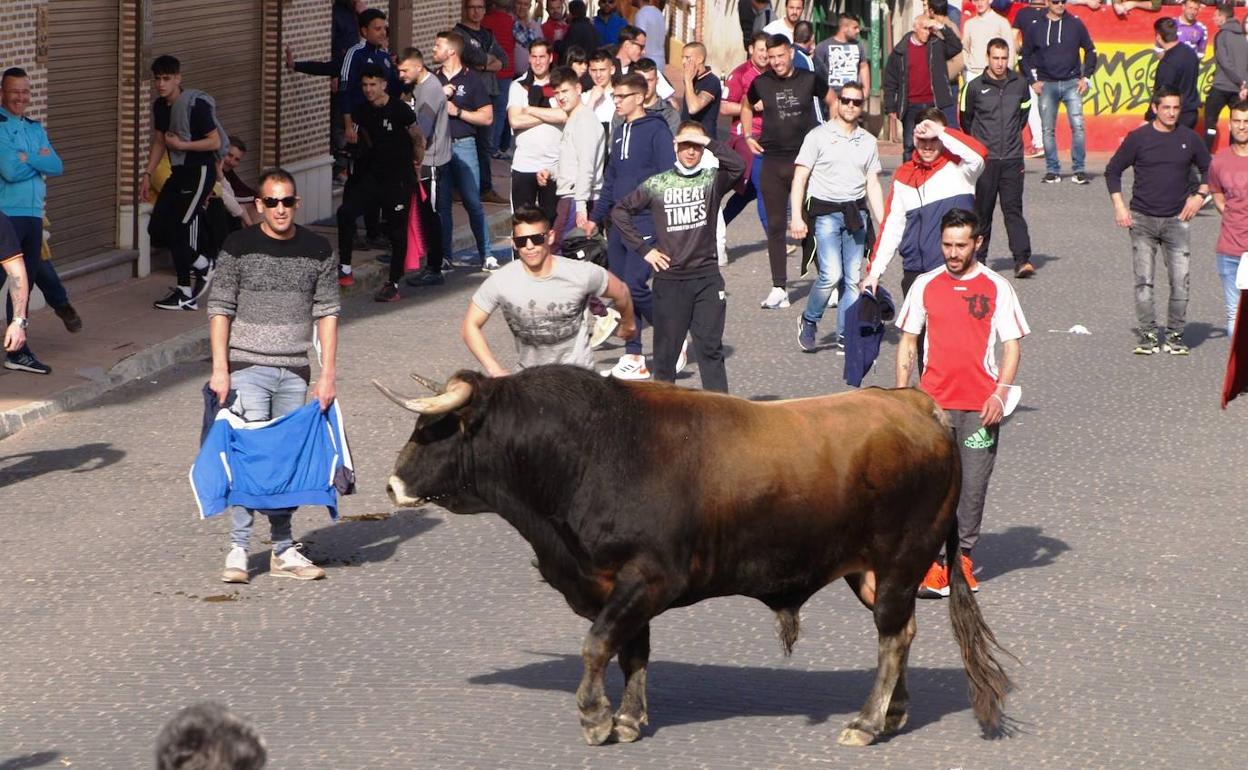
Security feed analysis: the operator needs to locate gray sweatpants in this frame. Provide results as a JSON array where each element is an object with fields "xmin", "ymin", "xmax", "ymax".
[{"xmin": 947, "ymin": 409, "xmax": 1000, "ymax": 554}]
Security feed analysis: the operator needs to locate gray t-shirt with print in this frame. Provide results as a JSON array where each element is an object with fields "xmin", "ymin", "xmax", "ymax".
[
  {"xmin": 471, "ymin": 256, "xmax": 610, "ymax": 369},
  {"xmin": 794, "ymin": 122, "xmax": 881, "ymax": 203}
]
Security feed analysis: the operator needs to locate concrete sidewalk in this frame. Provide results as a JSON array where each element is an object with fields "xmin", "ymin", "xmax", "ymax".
[{"xmin": 0, "ymin": 161, "xmax": 517, "ymax": 440}]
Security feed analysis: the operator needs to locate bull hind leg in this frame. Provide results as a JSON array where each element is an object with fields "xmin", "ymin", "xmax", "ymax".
[
  {"xmin": 838, "ymin": 579, "xmax": 918, "ymax": 747},
  {"xmin": 613, "ymin": 624, "xmax": 651, "ymax": 743}
]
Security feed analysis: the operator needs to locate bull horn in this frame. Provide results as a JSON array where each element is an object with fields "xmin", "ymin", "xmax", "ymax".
[
  {"xmin": 408, "ymin": 373, "xmax": 445, "ymax": 393},
  {"xmin": 372, "ymin": 378, "xmax": 473, "ymax": 415}
]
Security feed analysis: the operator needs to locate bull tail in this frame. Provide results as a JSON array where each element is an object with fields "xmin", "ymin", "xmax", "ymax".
[
  {"xmin": 774, "ymin": 608, "xmax": 800, "ymax": 657},
  {"xmin": 946, "ymin": 519, "xmax": 1017, "ymax": 736},
  {"xmin": 931, "ymin": 403, "xmax": 952, "ymax": 431}
]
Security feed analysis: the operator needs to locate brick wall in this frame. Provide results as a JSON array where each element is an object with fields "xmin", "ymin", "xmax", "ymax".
[
  {"xmin": 279, "ymin": 0, "xmax": 332, "ymax": 167},
  {"xmin": 0, "ymin": 1, "xmax": 49, "ymax": 123},
  {"xmin": 412, "ymin": 0, "xmax": 456, "ymax": 54}
]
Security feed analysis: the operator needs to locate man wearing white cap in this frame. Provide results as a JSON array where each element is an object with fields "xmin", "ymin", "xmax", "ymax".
[{"xmin": 611, "ymin": 121, "xmax": 745, "ymax": 391}]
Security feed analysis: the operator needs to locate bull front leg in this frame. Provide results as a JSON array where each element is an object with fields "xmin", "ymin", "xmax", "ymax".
[
  {"xmin": 575, "ymin": 575, "xmax": 657, "ymax": 746},
  {"xmin": 838, "ymin": 580, "xmax": 918, "ymax": 747},
  {"xmin": 613, "ymin": 624, "xmax": 651, "ymax": 742}
]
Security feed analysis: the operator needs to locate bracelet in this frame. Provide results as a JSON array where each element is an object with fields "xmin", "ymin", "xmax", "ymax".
[{"xmin": 990, "ymin": 393, "xmax": 1005, "ymax": 408}]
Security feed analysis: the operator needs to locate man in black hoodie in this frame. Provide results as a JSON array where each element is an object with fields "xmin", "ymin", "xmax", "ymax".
[
  {"xmin": 1149, "ymin": 17, "xmax": 1201, "ymax": 130},
  {"xmin": 1206, "ymin": 3, "xmax": 1248, "ymax": 152},
  {"xmin": 1020, "ymin": 0, "xmax": 1097, "ymax": 184},
  {"xmin": 961, "ymin": 37, "xmax": 1035, "ymax": 278}
]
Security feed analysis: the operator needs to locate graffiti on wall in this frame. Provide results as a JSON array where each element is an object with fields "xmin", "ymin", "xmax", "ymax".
[{"xmin": 1085, "ymin": 45, "xmax": 1214, "ymax": 117}]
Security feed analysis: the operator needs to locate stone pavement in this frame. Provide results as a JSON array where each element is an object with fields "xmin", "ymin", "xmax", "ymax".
[{"xmin": 2, "ymin": 156, "xmax": 1247, "ymax": 769}]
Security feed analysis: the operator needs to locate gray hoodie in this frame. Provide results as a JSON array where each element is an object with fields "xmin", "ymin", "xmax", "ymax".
[{"xmin": 1213, "ymin": 19, "xmax": 1248, "ymax": 94}]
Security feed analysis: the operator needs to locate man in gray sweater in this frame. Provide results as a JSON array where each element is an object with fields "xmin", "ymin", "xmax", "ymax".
[
  {"xmin": 207, "ymin": 167, "xmax": 341, "ymax": 583},
  {"xmin": 547, "ymin": 66, "xmax": 604, "ymax": 253},
  {"xmin": 1207, "ymin": 3, "xmax": 1248, "ymax": 151}
]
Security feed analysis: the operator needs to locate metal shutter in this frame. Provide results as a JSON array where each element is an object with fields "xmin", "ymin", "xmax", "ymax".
[
  {"xmin": 45, "ymin": 0, "xmax": 121, "ymax": 264},
  {"xmin": 150, "ymin": 0, "xmax": 263, "ymax": 184}
]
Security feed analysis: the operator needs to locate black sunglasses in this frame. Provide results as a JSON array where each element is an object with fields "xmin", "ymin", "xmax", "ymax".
[
  {"xmin": 512, "ymin": 232, "xmax": 548, "ymax": 248},
  {"xmin": 261, "ymin": 196, "xmax": 297, "ymax": 208},
  {"xmin": 839, "ymin": 97, "xmax": 864, "ymax": 106}
]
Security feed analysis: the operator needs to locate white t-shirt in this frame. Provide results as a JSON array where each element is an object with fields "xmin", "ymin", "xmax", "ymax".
[
  {"xmin": 634, "ymin": 5, "xmax": 667, "ymax": 70},
  {"xmin": 762, "ymin": 18, "xmax": 796, "ymax": 42},
  {"xmin": 583, "ymin": 87, "xmax": 615, "ymax": 124},
  {"xmin": 508, "ymin": 78, "xmax": 563, "ymax": 174}
]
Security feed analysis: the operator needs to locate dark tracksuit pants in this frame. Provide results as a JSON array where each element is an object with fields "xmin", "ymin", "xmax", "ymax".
[
  {"xmin": 150, "ymin": 164, "xmax": 214, "ymax": 285},
  {"xmin": 652, "ymin": 271, "xmax": 728, "ymax": 393},
  {"xmin": 1205, "ymin": 87, "xmax": 1239, "ymax": 151},
  {"xmin": 606, "ymin": 218, "xmax": 655, "ymax": 356},
  {"xmin": 417, "ymin": 166, "xmax": 444, "ymax": 275},
  {"xmin": 5, "ymin": 215, "xmax": 70, "ymax": 357},
  {"xmin": 974, "ymin": 158, "xmax": 1032, "ymax": 267},
  {"xmin": 760, "ymin": 155, "xmax": 797, "ymax": 286},
  {"xmin": 338, "ymin": 173, "xmax": 410, "ymax": 281},
  {"xmin": 946, "ymin": 409, "xmax": 1000, "ymax": 554},
  {"xmin": 511, "ymin": 171, "xmax": 558, "ymax": 225}
]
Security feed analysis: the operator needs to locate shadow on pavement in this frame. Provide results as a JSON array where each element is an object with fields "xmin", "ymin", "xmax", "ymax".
[
  {"xmin": 975, "ymin": 525, "xmax": 1070, "ymax": 582},
  {"xmin": 0, "ymin": 753, "xmax": 62, "ymax": 770},
  {"xmin": 0, "ymin": 442, "xmax": 125, "ymax": 488},
  {"xmin": 1183, "ymin": 321, "xmax": 1226, "ymax": 350},
  {"xmin": 300, "ymin": 509, "xmax": 442, "ymax": 569},
  {"xmin": 470, "ymin": 651, "xmax": 979, "ymax": 736}
]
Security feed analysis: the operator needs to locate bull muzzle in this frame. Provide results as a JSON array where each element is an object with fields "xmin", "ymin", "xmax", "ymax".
[
  {"xmin": 372, "ymin": 376, "xmax": 473, "ymax": 415},
  {"xmin": 387, "ymin": 475, "xmax": 423, "ymax": 507}
]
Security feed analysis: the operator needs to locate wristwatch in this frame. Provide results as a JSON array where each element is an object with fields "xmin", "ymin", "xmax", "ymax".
[{"xmin": 12, "ymin": 316, "xmax": 27, "ymax": 329}]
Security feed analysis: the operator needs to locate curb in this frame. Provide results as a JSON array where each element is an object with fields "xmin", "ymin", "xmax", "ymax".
[{"xmin": 0, "ymin": 209, "xmax": 513, "ymax": 441}]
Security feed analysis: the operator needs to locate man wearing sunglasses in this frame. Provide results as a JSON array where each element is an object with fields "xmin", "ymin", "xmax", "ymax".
[
  {"xmin": 462, "ymin": 206, "xmax": 635, "ymax": 375},
  {"xmin": 207, "ymin": 168, "xmax": 341, "ymax": 583}
]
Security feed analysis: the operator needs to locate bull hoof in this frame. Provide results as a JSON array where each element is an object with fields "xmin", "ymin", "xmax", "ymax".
[
  {"xmin": 837, "ymin": 726, "xmax": 877, "ymax": 747},
  {"xmin": 612, "ymin": 714, "xmax": 643, "ymax": 743},
  {"xmin": 581, "ymin": 717, "xmax": 614, "ymax": 746}
]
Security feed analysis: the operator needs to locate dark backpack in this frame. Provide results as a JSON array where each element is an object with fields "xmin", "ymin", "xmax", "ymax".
[{"xmin": 560, "ymin": 230, "xmax": 607, "ymax": 267}]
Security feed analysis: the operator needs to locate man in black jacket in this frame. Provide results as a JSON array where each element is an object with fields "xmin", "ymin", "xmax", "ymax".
[
  {"xmin": 558, "ymin": 0, "xmax": 601, "ymax": 60},
  {"xmin": 1020, "ymin": 0, "xmax": 1097, "ymax": 184},
  {"xmin": 960, "ymin": 37, "xmax": 1035, "ymax": 278},
  {"xmin": 1149, "ymin": 17, "xmax": 1202, "ymax": 129},
  {"xmin": 883, "ymin": 14, "xmax": 962, "ymax": 158}
]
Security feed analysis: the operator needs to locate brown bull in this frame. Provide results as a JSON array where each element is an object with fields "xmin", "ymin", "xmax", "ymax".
[{"xmin": 376, "ymin": 365, "xmax": 1013, "ymax": 746}]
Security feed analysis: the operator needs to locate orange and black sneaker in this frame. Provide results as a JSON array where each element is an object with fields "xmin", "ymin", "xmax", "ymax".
[
  {"xmin": 917, "ymin": 560, "xmax": 949, "ymax": 599},
  {"xmin": 958, "ymin": 554, "xmax": 980, "ymax": 593}
]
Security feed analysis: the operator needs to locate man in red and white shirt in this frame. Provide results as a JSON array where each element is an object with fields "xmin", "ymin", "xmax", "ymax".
[{"xmin": 895, "ymin": 207, "xmax": 1029, "ymax": 598}]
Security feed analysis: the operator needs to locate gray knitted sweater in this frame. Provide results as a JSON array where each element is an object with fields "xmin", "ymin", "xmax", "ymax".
[{"xmin": 207, "ymin": 225, "xmax": 340, "ymax": 368}]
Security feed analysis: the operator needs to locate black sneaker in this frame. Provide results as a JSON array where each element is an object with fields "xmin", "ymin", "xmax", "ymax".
[
  {"xmin": 189, "ymin": 261, "xmax": 215, "ymax": 302},
  {"xmin": 1163, "ymin": 331, "xmax": 1189, "ymax": 355},
  {"xmin": 54, "ymin": 303, "xmax": 83, "ymax": 333},
  {"xmin": 405, "ymin": 269, "xmax": 445, "ymax": 287},
  {"xmin": 1070, "ymin": 173, "xmax": 1090, "ymax": 185},
  {"xmin": 373, "ymin": 283, "xmax": 401, "ymax": 302},
  {"xmin": 4, "ymin": 350, "xmax": 51, "ymax": 374},
  {"xmin": 153, "ymin": 287, "xmax": 197, "ymax": 311},
  {"xmin": 1042, "ymin": 173, "xmax": 1061, "ymax": 184},
  {"xmin": 1133, "ymin": 330, "xmax": 1159, "ymax": 355}
]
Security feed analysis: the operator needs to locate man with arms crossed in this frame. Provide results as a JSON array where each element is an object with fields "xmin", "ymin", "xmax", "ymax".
[
  {"xmin": 508, "ymin": 39, "xmax": 565, "ymax": 226},
  {"xmin": 897, "ymin": 208, "xmax": 1029, "ymax": 598},
  {"xmin": 463, "ymin": 206, "xmax": 635, "ymax": 375},
  {"xmin": 789, "ymin": 81, "xmax": 884, "ymax": 354},
  {"xmin": 209, "ymin": 169, "xmax": 340, "ymax": 584}
]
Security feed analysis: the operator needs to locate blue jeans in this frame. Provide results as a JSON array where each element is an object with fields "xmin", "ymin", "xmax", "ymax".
[
  {"xmin": 1039, "ymin": 79, "xmax": 1086, "ymax": 175},
  {"xmin": 1216, "ymin": 253, "xmax": 1241, "ymax": 335},
  {"xmin": 721, "ymin": 155, "xmax": 769, "ymax": 234},
  {"xmin": 490, "ymin": 77, "xmax": 512, "ymax": 154},
  {"xmin": 5, "ymin": 215, "xmax": 70, "ymax": 356},
  {"xmin": 436, "ymin": 137, "xmax": 490, "ymax": 260},
  {"xmin": 802, "ymin": 211, "xmax": 865, "ymax": 333},
  {"xmin": 227, "ymin": 365, "xmax": 308, "ymax": 554}
]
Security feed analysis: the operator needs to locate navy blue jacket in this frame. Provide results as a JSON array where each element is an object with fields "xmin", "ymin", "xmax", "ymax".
[
  {"xmin": 590, "ymin": 113, "xmax": 676, "ymax": 226},
  {"xmin": 339, "ymin": 41, "xmax": 401, "ymax": 117},
  {"xmin": 1152, "ymin": 43, "xmax": 1201, "ymax": 115},
  {"xmin": 1020, "ymin": 13, "xmax": 1097, "ymax": 83},
  {"xmin": 844, "ymin": 287, "xmax": 896, "ymax": 388}
]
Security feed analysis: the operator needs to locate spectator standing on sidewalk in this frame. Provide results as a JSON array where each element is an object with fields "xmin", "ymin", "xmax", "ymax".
[
  {"xmin": 584, "ymin": 48, "xmax": 618, "ymax": 128},
  {"xmin": 1210, "ymin": 99, "xmax": 1248, "ymax": 334},
  {"xmin": 898, "ymin": 208, "xmax": 1029, "ymax": 599},
  {"xmin": 559, "ymin": 1, "xmax": 602, "ymax": 61},
  {"xmin": 594, "ymin": 0, "xmax": 627, "ymax": 46},
  {"xmin": 612, "ymin": 122, "xmax": 745, "ymax": 391},
  {"xmin": 1105, "ymin": 87, "xmax": 1211, "ymax": 356},
  {"xmin": 590, "ymin": 71, "xmax": 675, "ymax": 379},
  {"xmin": 633, "ymin": 0, "xmax": 669, "ymax": 69},
  {"xmin": 1205, "ymin": 3, "xmax": 1248, "ymax": 152},
  {"xmin": 434, "ymin": 31, "xmax": 495, "ymax": 269},
  {"xmin": 1176, "ymin": 0, "xmax": 1209, "ymax": 57},
  {"xmin": 550, "ymin": 66, "xmax": 605, "ymax": 251},
  {"xmin": 543, "ymin": 0, "xmax": 572, "ymax": 46},
  {"xmin": 482, "ymin": 0, "xmax": 519, "ymax": 159},
  {"xmin": 457, "ymin": 0, "xmax": 511, "ymax": 204},
  {"xmin": 962, "ymin": 0, "xmax": 1015, "ymax": 81},
  {"xmin": 680, "ymin": 42, "xmax": 721, "ymax": 138},
  {"xmin": 209, "ymin": 168, "xmax": 339, "ymax": 584},
  {"xmin": 1012, "ymin": 0, "xmax": 1049, "ymax": 158},
  {"xmin": 883, "ymin": 15, "xmax": 963, "ymax": 159},
  {"xmin": 616, "ymin": 25, "xmax": 677, "ymax": 101},
  {"xmin": 399, "ymin": 47, "xmax": 451, "ymax": 288},
  {"xmin": 339, "ymin": 9, "xmax": 401, "ymax": 153},
  {"xmin": 763, "ymin": 0, "xmax": 804, "ymax": 43},
  {"xmin": 742, "ymin": 34, "xmax": 828, "ymax": 310},
  {"xmin": 789, "ymin": 82, "xmax": 884, "ymax": 354},
  {"xmin": 1150, "ymin": 17, "xmax": 1202, "ymax": 130},
  {"xmin": 960, "ymin": 37, "xmax": 1036, "ymax": 278},
  {"xmin": 625, "ymin": 57, "xmax": 681, "ymax": 134},
  {"xmin": 514, "ymin": 0, "xmax": 544, "ymax": 77},
  {"xmin": 0, "ymin": 67, "xmax": 81, "ymax": 376},
  {"xmin": 1, "ymin": 214, "xmax": 30, "ymax": 357},
  {"xmin": 144, "ymin": 55, "xmax": 224, "ymax": 313},
  {"xmin": 509, "ymin": 40, "xmax": 565, "ymax": 226},
  {"xmin": 813, "ymin": 13, "xmax": 872, "ymax": 96},
  {"xmin": 1020, "ymin": 0, "xmax": 1097, "ymax": 184}
]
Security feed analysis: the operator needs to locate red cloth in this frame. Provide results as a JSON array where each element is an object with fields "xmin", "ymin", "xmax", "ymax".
[
  {"xmin": 1222, "ymin": 290, "xmax": 1248, "ymax": 407},
  {"xmin": 482, "ymin": 9, "xmax": 518, "ymax": 79},
  {"xmin": 404, "ymin": 181, "xmax": 429, "ymax": 272},
  {"xmin": 907, "ymin": 37, "xmax": 934, "ymax": 105},
  {"xmin": 542, "ymin": 18, "xmax": 569, "ymax": 44}
]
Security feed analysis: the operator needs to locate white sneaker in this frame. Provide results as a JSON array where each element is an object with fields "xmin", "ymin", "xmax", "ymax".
[
  {"xmin": 760, "ymin": 286, "xmax": 790, "ymax": 309},
  {"xmin": 675, "ymin": 337, "xmax": 690, "ymax": 373},
  {"xmin": 600, "ymin": 354, "xmax": 650, "ymax": 380},
  {"xmin": 222, "ymin": 546, "xmax": 249, "ymax": 584},
  {"xmin": 482, "ymin": 256, "xmax": 501, "ymax": 272},
  {"xmin": 590, "ymin": 307, "xmax": 621, "ymax": 348},
  {"xmin": 270, "ymin": 546, "xmax": 326, "ymax": 580}
]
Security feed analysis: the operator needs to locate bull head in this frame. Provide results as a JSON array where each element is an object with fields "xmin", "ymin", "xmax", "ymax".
[{"xmin": 372, "ymin": 375, "xmax": 473, "ymax": 415}]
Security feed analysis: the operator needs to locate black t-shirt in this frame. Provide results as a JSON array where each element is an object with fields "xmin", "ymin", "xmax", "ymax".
[
  {"xmin": 437, "ymin": 68, "xmax": 491, "ymax": 141},
  {"xmin": 681, "ymin": 69, "xmax": 723, "ymax": 140},
  {"xmin": 747, "ymin": 69, "xmax": 827, "ymax": 159},
  {"xmin": 357, "ymin": 96, "xmax": 417, "ymax": 178},
  {"xmin": 1011, "ymin": 7, "xmax": 1046, "ymax": 33},
  {"xmin": 153, "ymin": 96, "xmax": 216, "ymax": 168}
]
